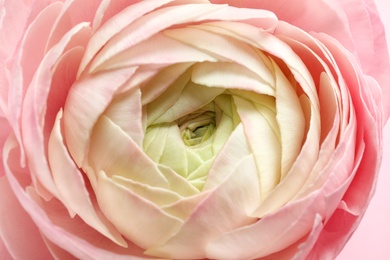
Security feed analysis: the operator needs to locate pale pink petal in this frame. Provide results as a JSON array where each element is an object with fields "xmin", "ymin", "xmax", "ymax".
[
  {"xmin": 95, "ymin": 32, "xmax": 218, "ymax": 72},
  {"xmin": 0, "ymin": 236, "xmax": 12, "ymax": 260},
  {"xmin": 203, "ymin": 123, "xmax": 251, "ymax": 189},
  {"xmin": 44, "ymin": 46, "xmax": 84, "ymax": 146},
  {"xmin": 146, "ymin": 155, "xmax": 260, "ymax": 259},
  {"xmin": 0, "ymin": 0, "xmax": 45, "ymax": 56},
  {"xmin": 145, "ymin": 69, "xmax": 190, "ymax": 124},
  {"xmin": 41, "ymin": 236, "xmax": 78, "ymax": 260},
  {"xmin": 78, "ymin": 0, "xmax": 174, "ymax": 75},
  {"xmin": 46, "ymin": 0, "xmax": 101, "ymax": 50},
  {"xmin": 5, "ymin": 2, "xmax": 63, "ymax": 166},
  {"xmin": 0, "ymin": 117, "xmax": 10, "ymax": 178},
  {"xmin": 90, "ymin": 4, "xmax": 276, "ymax": 72},
  {"xmin": 64, "ymin": 66, "xmax": 137, "ymax": 167},
  {"xmin": 0, "ymin": 0, "xmax": 62, "ymax": 114},
  {"xmin": 253, "ymin": 214, "xmax": 323, "ymax": 260},
  {"xmin": 338, "ymin": 0, "xmax": 390, "ymax": 120},
  {"xmin": 0, "ymin": 177, "xmax": 53, "ymax": 259},
  {"xmin": 205, "ymin": 192, "xmax": 326, "ymax": 259},
  {"xmin": 21, "ymin": 23, "xmax": 91, "ymax": 199},
  {"xmin": 3, "ymin": 135, "xmax": 152, "ymax": 259},
  {"xmin": 164, "ymin": 26, "xmax": 274, "ymax": 86},
  {"xmin": 210, "ymin": 0, "xmax": 353, "ymax": 51},
  {"xmin": 212, "ymin": 0, "xmax": 390, "ymax": 119},
  {"xmin": 92, "ymin": 0, "xmax": 140, "ymax": 31},
  {"xmin": 191, "ymin": 21, "xmax": 320, "ymax": 107}
]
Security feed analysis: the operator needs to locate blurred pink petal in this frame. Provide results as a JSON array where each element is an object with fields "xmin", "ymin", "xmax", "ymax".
[{"xmin": 0, "ymin": 177, "xmax": 52, "ymax": 259}]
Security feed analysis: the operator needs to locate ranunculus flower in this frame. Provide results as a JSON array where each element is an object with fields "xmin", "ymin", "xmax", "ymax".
[{"xmin": 0, "ymin": 0, "xmax": 389, "ymax": 259}]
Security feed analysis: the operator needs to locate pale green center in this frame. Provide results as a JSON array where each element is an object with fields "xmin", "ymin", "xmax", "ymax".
[{"xmin": 179, "ymin": 111, "xmax": 216, "ymax": 146}]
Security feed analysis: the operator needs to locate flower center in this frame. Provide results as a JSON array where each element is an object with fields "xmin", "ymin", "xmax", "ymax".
[{"xmin": 178, "ymin": 111, "xmax": 216, "ymax": 146}]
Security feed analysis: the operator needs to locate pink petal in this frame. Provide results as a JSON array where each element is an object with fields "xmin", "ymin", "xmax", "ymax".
[
  {"xmin": 338, "ymin": 0, "xmax": 390, "ymax": 120},
  {"xmin": 5, "ymin": 2, "xmax": 63, "ymax": 167},
  {"xmin": 92, "ymin": 0, "xmax": 140, "ymax": 31},
  {"xmin": 21, "ymin": 23, "xmax": 91, "ymax": 199},
  {"xmin": 94, "ymin": 32, "xmax": 218, "ymax": 72},
  {"xmin": 46, "ymin": 0, "xmax": 101, "ymax": 50},
  {"xmin": 211, "ymin": 0, "xmax": 390, "ymax": 120},
  {"xmin": 0, "ymin": 177, "xmax": 52, "ymax": 259},
  {"xmin": 78, "ymin": 0, "xmax": 174, "ymax": 75},
  {"xmin": 90, "ymin": 4, "xmax": 276, "ymax": 73},
  {"xmin": 0, "ymin": 236, "xmax": 12, "ymax": 260},
  {"xmin": 44, "ymin": 45, "xmax": 84, "ymax": 147},
  {"xmin": 164, "ymin": 26, "xmax": 274, "ymax": 86},
  {"xmin": 0, "ymin": 117, "xmax": 10, "ymax": 178},
  {"xmin": 3, "ymin": 135, "xmax": 151, "ymax": 259}
]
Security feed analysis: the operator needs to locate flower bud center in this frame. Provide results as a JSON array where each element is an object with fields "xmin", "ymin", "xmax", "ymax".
[{"xmin": 179, "ymin": 111, "xmax": 216, "ymax": 146}]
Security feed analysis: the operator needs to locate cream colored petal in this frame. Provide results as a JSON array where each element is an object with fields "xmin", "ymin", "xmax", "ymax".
[
  {"xmin": 96, "ymin": 171, "xmax": 183, "ymax": 249},
  {"xmin": 272, "ymin": 60, "xmax": 306, "ymax": 179},
  {"xmin": 88, "ymin": 115, "xmax": 169, "ymax": 188},
  {"xmin": 64, "ymin": 66, "xmax": 137, "ymax": 167},
  {"xmin": 203, "ymin": 123, "xmax": 251, "ymax": 190},
  {"xmin": 251, "ymin": 95, "xmax": 320, "ymax": 217},
  {"xmin": 234, "ymin": 95, "xmax": 281, "ymax": 199},
  {"xmin": 104, "ymin": 87, "xmax": 144, "ymax": 147},
  {"xmin": 192, "ymin": 61, "xmax": 275, "ymax": 96},
  {"xmin": 146, "ymin": 155, "xmax": 260, "ymax": 259},
  {"xmin": 112, "ymin": 175, "xmax": 182, "ymax": 207},
  {"xmin": 48, "ymin": 110, "xmax": 127, "ymax": 247},
  {"xmin": 149, "ymin": 81, "xmax": 225, "ymax": 125}
]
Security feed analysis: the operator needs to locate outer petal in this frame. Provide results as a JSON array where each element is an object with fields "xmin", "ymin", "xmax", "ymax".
[
  {"xmin": 0, "ymin": 237, "xmax": 12, "ymax": 260},
  {"xmin": 3, "ymin": 135, "xmax": 152, "ymax": 259},
  {"xmin": 0, "ymin": 0, "xmax": 59, "ymax": 111},
  {"xmin": 205, "ymin": 192, "xmax": 326, "ymax": 259},
  {"xmin": 22, "ymin": 23, "xmax": 91, "ymax": 199},
  {"xmin": 210, "ymin": 0, "xmax": 390, "ymax": 120},
  {"xmin": 0, "ymin": 175, "xmax": 52, "ymax": 259},
  {"xmin": 48, "ymin": 110, "xmax": 127, "ymax": 247}
]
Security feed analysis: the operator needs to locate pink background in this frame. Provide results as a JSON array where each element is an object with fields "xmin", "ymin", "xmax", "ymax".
[{"xmin": 337, "ymin": 0, "xmax": 390, "ymax": 258}]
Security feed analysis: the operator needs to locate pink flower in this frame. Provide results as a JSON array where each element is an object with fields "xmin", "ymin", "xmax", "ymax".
[{"xmin": 0, "ymin": 0, "xmax": 389, "ymax": 259}]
